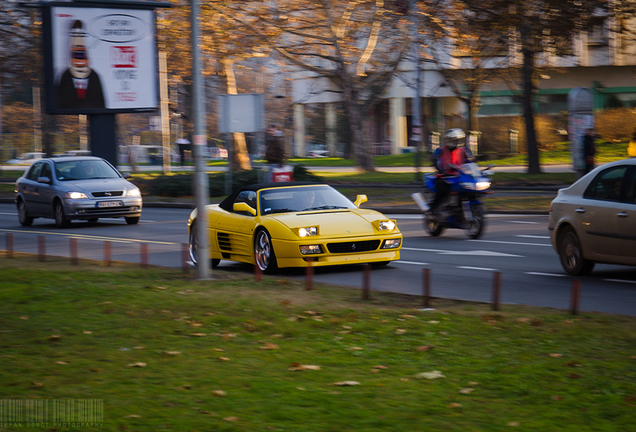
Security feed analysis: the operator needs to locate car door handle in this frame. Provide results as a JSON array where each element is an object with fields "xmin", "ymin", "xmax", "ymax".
[
  {"xmin": 617, "ymin": 212, "xmax": 628, "ymax": 217},
  {"xmin": 575, "ymin": 208, "xmax": 586, "ymax": 213}
]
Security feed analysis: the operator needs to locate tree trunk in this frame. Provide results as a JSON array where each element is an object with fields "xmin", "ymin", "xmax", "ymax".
[
  {"xmin": 339, "ymin": 73, "xmax": 373, "ymax": 171},
  {"xmin": 224, "ymin": 60, "xmax": 252, "ymax": 170},
  {"xmin": 522, "ymin": 41, "xmax": 541, "ymax": 174}
]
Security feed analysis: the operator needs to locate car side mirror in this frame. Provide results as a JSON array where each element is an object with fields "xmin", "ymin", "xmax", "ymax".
[
  {"xmin": 233, "ymin": 202, "xmax": 256, "ymax": 216},
  {"xmin": 123, "ymin": 172, "xmax": 132, "ymax": 179},
  {"xmin": 37, "ymin": 176, "xmax": 52, "ymax": 184},
  {"xmin": 354, "ymin": 194, "xmax": 368, "ymax": 208}
]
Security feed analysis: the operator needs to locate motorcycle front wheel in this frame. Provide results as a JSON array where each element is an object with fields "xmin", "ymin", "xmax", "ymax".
[
  {"xmin": 424, "ymin": 213, "xmax": 444, "ymax": 236},
  {"xmin": 464, "ymin": 204, "xmax": 485, "ymax": 239}
]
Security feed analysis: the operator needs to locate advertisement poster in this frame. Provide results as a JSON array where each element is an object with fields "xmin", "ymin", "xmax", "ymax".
[{"xmin": 49, "ymin": 6, "xmax": 157, "ymax": 113}]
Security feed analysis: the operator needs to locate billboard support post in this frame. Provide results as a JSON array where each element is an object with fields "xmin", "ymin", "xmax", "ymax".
[{"xmin": 89, "ymin": 114, "xmax": 117, "ymax": 166}]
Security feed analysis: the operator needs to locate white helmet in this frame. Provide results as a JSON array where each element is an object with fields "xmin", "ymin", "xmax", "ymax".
[{"xmin": 444, "ymin": 128, "xmax": 465, "ymax": 150}]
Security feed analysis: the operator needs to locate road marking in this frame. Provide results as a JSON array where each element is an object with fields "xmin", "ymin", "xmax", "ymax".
[
  {"xmin": 469, "ymin": 239, "xmax": 552, "ymax": 247},
  {"xmin": 525, "ymin": 272, "xmax": 567, "ymax": 277},
  {"xmin": 604, "ymin": 279, "xmax": 636, "ymax": 284},
  {"xmin": 516, "ymin": 235, "xmax": 550, "ymax": 239},
  {"xmin": 457, "ymin": 266, "xmax": 497, "ymax": 271},
  {"xmin": 0, "ymin": 212, "xmax": 17, "ymax": 216},
  {"xmin": 508, "ymin": 221, "xmax": 540, "ymax": 224},
  {"xmin": 395, "ymin": 261, "xmax": 430, "ymax": 266},
  {"xmin": 402, "ymin": 247, "xmax": 523, "ymax": 257},
  {"xmin": 0, "ymin": 228, "xmax": 176, "ymax": 245}
]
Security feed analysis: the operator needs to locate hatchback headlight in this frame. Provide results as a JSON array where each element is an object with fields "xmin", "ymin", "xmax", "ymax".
[
  {"xmin": 66, "ymin": 191, "xmax": 87, "ymax": 199},
  {"xmin": 298, "ymin": 226, "xmax": 318, "ymax": 237},
  {"xmin": 378, "ymin": 220, "xmax": 396, "ymax": 231},
  {"xmin": 127, "ymin": 188, "xmax": 141, "ymax": 197}
]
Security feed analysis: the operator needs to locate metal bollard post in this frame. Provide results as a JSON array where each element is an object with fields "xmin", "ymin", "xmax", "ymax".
[
  {"xmin": 104, "ymin": 241, "xmax": 111, "ymax": 267},
  {"xmin": 305, "ymin": 258, "xmax": 314, "ymax": 290},
  {"xmin": 70, "ymin": 238, "xmax": 78, "ymax": 265},
  {"xmin": 140, "ymin": 243, "xmax": 148, "ymax": 269},
  {"xmin": 570, "ymin": 280, "xmax": 580, "ymax": 315},
  {"xmin": 182, "ymin": 243, "xmax": 189, "ymax": 274},
  {"xmin": 422, "ymin": 268, "xmax": 431, "ymax": 308},
  {"xmin": 38, "ymin": 236, "xmax": 45, "ymax": 262},
  {"xmin": 362, "ymin": 264, "xmax": 371, "ymax": 300},
  {"xmin": 492, "ymin": 271, "xmax": 501, "ymax": 311},
  {"xmin": 6, "ymin": 233, "xmax": 14, "ymax": 258},
  {"xmin": 254, "ymin": 253, "xmax": 262, "ymax": 282}
]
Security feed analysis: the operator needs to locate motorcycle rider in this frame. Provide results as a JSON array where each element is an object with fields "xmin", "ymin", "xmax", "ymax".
[{"xmin": 430, "ymin": 128, "xmax": 467, "ymax": 216}]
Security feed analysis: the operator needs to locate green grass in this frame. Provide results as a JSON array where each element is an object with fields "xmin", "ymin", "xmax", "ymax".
[{"xmin": 1, "ymin": 257, "xmax": 635, "ymax": 431}]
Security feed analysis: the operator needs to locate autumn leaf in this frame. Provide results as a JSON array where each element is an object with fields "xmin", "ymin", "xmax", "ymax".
[
  {"xmin": 55, "ymin": 361, "xmax": 68, "ymax": 365},
  {"xmin": 517, "ymin": 317, "xmax": 531, "ymax": 323},
  {"xmin": 448, "ymin": 403, "xmax": 462, "ymax": 408},
  {"xmin": 190, "ymin": 333, "xmax": 207, "ymax": 337},
  {"xmin": 49, "ymin": 335, "xmax": 63, "ymax": 341},
  {"xmin": 218, "ymin": 357, "xmax": 231, "ymax": 361},
  {"xmin": 83, "ymin": 331, "xmax": 92, "ymax": 334},
  {"xmin": 133, "ymin": 346, "xmax": 145, "ymax": 350},
  {"xmin": 260, "ymin": 343, "xmax": 279, "ymax": 350},
  {"xmin": 32, "ymin": 382, "xmax": 43, "ymax": 387},
  {"xmin": 288, "ymin": 363, "xmax": 321, "ymax": 371},
  {"xmin": 349, "ymin": 347, "xmax": 363, "ymax": 351},
  {"xmin": 224, "ymin": 417, "xmax": 239, "ymax": 422},
  {"xmin": 400, "ymin": 315, "xmax": 416, "ymax": 319},
  {"xmin": 127, "ymin": 362, "xmax": 147, "ymax": 367},
  {"xmin": 19, "ymin": 316, "xmax": 29, "ymax": 320},
  {"xmin": 548, "ymin": 353, "xmax": 563, "ymax": 358},
  {"xmin": 212, "ymin": 390, "xmax": 227, "ymax": 397},
  {"xmin": 395, "ymin": 329, "xmax": 406, "ymax": 334},
  {"xmin": 163, "ymin": 351, "xmax": 181, "ymax": 356},
  {"xmin": 459, "ymin": 388, "xmax": 474, "ymax": 394},
  {"xmin": 427, "ymin": 320, "xmax": 440, "ymax": 324},
  {"xmin": 124, "ymin": 414, "xmax": 141, "ymax": 418},
  {"xmin": 413, "ymin": 371, "xmax": 445, "ymax": 380},
  {"xmin": 333, "ymin": 381, "xmax": 360, "ymax": 386},
  {"xmin": 551, "ymin": 395, "xmax": 564, "ymax": 401},
  {"xmin": 213, "ymin": 348, "xmax": 225, "ymax": 352},
  {"xmin": 508, "ymin": 422, "xmax": 520, "ymax": 427},
  {"xmin": 415, "ymin": 345, "xmax": 434, "ymax": 352}
]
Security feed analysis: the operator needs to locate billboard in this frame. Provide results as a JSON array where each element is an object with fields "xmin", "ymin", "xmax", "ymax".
[{"xmin": 43, "ymin": 3, "xmax": 158, "ymax": 114}]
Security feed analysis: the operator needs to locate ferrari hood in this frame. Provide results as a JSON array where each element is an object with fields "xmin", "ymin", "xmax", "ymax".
[{"xmin": 270, "ymin": 209, "xmax": 387, "ymax": 237}]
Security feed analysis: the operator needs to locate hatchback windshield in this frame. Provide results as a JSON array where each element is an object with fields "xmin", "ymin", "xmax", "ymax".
[
  {"xmin": 55, "ymin": 160, "xmax": 120, "ymax": 181},
  {"xmin": 259, "ymin": 185, "xmax": 356, "ymax": 215}
]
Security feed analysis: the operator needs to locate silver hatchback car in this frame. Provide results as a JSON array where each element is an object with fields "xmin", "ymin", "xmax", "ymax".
[
  {"xmin": 549, "ymin": 158, "xmax": 636, "ymax": 275},
  {"xmin": 15, "ymin": 156, "xmax": 142, "ymax": 227}
]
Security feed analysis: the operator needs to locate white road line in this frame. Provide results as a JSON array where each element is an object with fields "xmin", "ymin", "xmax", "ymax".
[
  {"xmin": 508, "ymin": 221, "xmax": 540, "ymax": 224},
  {"xmin": 0, "ymin": 228, "xmax": 176, "ymax": 245},
  {"xmin": 604, "ymin": 279, "xmax": 636, "ymax": 284},
  {"xmin": 457, "ymin": 266, "xmax": 497, "ymax": 271},
  {"xmin": 469, "ymin": 239, "xmax": 552, "ymax": 247},
  {"xmin": 525, "ymin": 272, "xmax": 567, "ymax": 277},
  {"xmin": 516, "ymin": 235, "xmax": 550, "ymax": 239},
  {"xmin": 395, "ymin": 261, "xmax": 430, "ymax": 266},
  {"xmin": 0, "ymin": 212, "xmax": 17, "ymax": 216},
  {"xmin": 402, "ymin": 246, "xmax": 523, "ymax": 257}
]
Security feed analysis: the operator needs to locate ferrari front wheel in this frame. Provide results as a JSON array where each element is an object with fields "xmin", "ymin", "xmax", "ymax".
[
  {"xmin": 255, "ymin": 229, "xmax": 278, "ymax": 274},
  {"xmin": 188, "ymin": 220, "xmax": 220, "ymax": 268}
]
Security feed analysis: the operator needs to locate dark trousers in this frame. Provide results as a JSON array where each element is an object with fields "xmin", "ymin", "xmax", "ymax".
[{"xmin": 430, "ymin": 177, "xmax": 450, "ymax": 211}]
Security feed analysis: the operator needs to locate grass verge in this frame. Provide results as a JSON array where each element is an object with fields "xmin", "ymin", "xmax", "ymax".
[{"xmin": 1, "ymin": 256, "xmax": 635, "ymax": 431}]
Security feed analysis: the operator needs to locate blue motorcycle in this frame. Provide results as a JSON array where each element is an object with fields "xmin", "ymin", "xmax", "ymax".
[{"xmin": 412, "ymin": 163, "xmax": 493, "ymax": 239}]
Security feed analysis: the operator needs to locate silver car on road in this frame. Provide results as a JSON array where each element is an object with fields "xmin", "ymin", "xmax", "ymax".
[
  {"xmin": 549, "ymin": 158, "xmax": 636, "ymax": 275},
  {"xmin": 15, "ymin": 156, "xmax": 142, "ymax": 227}
]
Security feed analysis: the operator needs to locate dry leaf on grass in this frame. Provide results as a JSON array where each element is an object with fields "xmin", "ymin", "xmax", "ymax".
[
  {"xmin": 548, "ymin": 353, "xmax": 563, "ymax": 358},
  {"xmin": 124, "ymin": 415, "xmax": 141, "ymax": 418},
  {"xmin": 448, "ymin": 403, "xmax": 462, "ymax": 408},
  {"xmin": 413, "ymin": 371, "xmax": 445, "ymax": 380},
  {"xmin": 190, "ymin": 333, "xmax": 207, "ymax": 337},
  {"xmin": 218, "ymin": 357, "xmax": 230, "ymax": 362},
  {"xmin": 55, "ymin": 361, "xmax": 68, "ymax": 365},
  {"xmin": 395, "ymin": 329, "xmax": 406, "ymax": 334},
  {"xmin": 19, "ymin": 316, "xmax": 29, "ymax": 320},
  {"xmin": 288, "ymin": 363, "xmax": 321, "ymax": 371},
  {"xmin": 83, "ymin": 331, "xmax": 92, "ymax": 334},
  {"xmin": 260, "ymin": 343, "xmax": 279, "ymax": 350},
  {"xmin": 224, "ymin": 417, "xmax": 239, "ymax": 422},
  {"xmin": 508, "ymin": 422, "xmax": 520, "ymax": 427},
  {"xmin": 48, "ymin": 335, "xmax": 63, "ymax": 341},
  {"xmin": 32, "ymin": 382, "xmax": 43, "ymax": 387},
  {"xmin": 212, "ymin": 390, "xmax": 227, "ymax": 397},
  {"xmin": 127, "ymin": 362, "xmax": 147, "ymax": 368},
  {"xmin": 415, "ymin": 345, "xmax": 434, "ymax": 352},
  {"xmin": 459, "ymin": 388, "xmax": 474, "ymax": 394},
  {"xmin": 133, "ymin": 346, "xmax": 145, "ymax": 350},
  {"xmin": 164, "ymin": 351, "xmax": 181, "ymax": 356},
  {"xmin": 400, "ymin": 315, "xmax": 417, "ymax": 319},
  {"xmin": 349, "ymin": 347, "xmax": 363, "ymax": 351},
  {"xmin": 333, "ymin": 381, "xmax": 360, "ymax": 386},
  {"xmin": 551, "ymin": 395, "xmax": 564, "ymax": 401}
]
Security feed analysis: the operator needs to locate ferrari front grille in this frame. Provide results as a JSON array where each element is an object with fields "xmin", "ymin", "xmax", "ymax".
[{"xmin": 326, "ymin": 240, "xmax": 380, "ymax": 254}]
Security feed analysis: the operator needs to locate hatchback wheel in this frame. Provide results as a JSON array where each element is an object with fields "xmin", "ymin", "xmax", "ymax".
[
  {"xmin": 17, "ymin": 199, "xmax": 33, "ymax": 227},
  {"xmin": 558, "ymin": 227, "xmax": 595, "ymax": 276},
  {"xmin": 125, "ymin": 216, "xmax": 140, "ymax": 225},
  {"xmin": 54, "ymin": 200, "xmax": 69, "ymax": 228}
]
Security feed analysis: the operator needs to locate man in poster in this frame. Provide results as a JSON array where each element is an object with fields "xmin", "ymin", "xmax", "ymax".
[{"xmin": 56, "ymin": 19, "xmax": 105, "ymax": 110}]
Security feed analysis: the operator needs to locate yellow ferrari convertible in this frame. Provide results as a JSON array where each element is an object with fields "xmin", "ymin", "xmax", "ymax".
[{"xmin": 187, "ymin": 182, "xmax": 402, "ymax": 273}]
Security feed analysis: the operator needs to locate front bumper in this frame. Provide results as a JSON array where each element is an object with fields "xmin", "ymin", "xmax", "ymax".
[{"xmin": 63, "ymin": 197, "xmax": 143, "ymax": 220}]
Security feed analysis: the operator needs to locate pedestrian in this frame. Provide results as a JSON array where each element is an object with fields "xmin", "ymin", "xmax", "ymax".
[
  {"xmin": 265, "ymin": 124, "xmax": 285, "ymax": 166},
  {"xmin": 628, "ymin": 130, "xmax": 636, "ymax": 158},
  {"xmin": 583, "ymin": 128, "xmax": 597, "ymax": 174}
]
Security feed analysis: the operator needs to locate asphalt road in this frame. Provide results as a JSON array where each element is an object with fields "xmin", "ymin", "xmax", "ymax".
[{"xmin": 1, "ymin": 204, "xmax": 634, "ymax": 316}]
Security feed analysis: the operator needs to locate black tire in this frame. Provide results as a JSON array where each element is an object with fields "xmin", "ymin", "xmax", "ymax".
[
  {"xmin": 558, "ymin": 227, "xmax": 595, "ymax": 276},
  {"xmin": 17, "ymin": 199, "xmax": 33, "ymax": 227},
  {"xmin": 87, "ymin": 218, "xmax": 98, "ymax": 224},
  {"xmin": 188, "ymin": 220, "xmax": 220, "ymax": 268},
  {"xmin": 465, "ymin": 204, "xmax": 485, "ymax": 239},
  {"xmin": 254, "ymin": 229, "xmax": 278, "ymax": 274},
  {"xmin": 54, "ymin": 200, "xmax": 69, "ymax": 228},
  {"xmin": 424, "ymin": 213, "xmax": 444, "ymax": 237},
  {"xmin": 372, "ymin": 261, "xmax": 390, "ymax": 267},
  {"xmin": 125, "ymin": 216, "xmax": 140, "ymax": 225}
]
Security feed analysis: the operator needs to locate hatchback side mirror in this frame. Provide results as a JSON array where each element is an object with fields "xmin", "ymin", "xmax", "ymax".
[{"xmin": 37, "ymin": 176, "xmax": 52, "ymax": 184}]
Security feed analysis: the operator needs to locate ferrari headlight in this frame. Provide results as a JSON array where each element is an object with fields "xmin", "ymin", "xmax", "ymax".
[
  {"xmin": 476, "ymin": 181, "xmax": 490, "ymax": 191},
  {"xmin": 381, "ymin": 239, "xmax": 401, "ymax": 249},
  {"xmin": 127, "ymin": 187, "xmax": 141, "ymax": 197},
  {"xmin": 66, "ymin": 191, "xmax": 87, "ymax": 199},
  {"xmin": 378, "ymin": 220, "xmax": 396, "ymax": 231},
  {"xmin": 300, "ymin": 244, "xmax": 322, "ymax": 255},
  {"xmin": 298, "ymin": 226, "xmax": 318, "ymax": 237}
]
